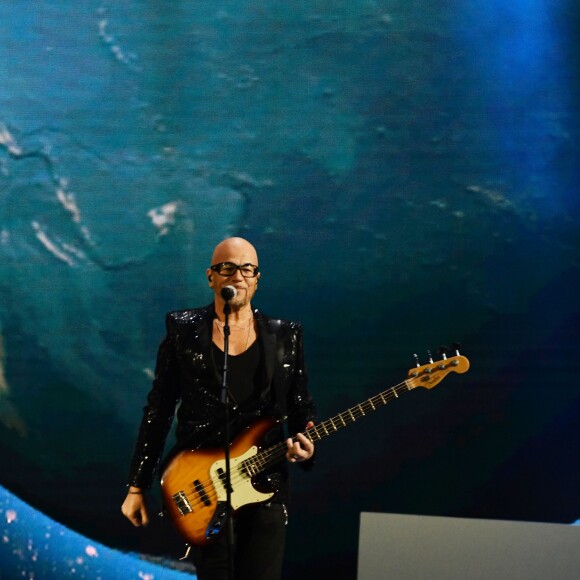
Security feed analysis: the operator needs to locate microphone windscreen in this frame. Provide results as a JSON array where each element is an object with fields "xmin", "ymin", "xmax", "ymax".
[{"xmin": 221, "ymin": 285, "xmax": 237, "ymax": 301}]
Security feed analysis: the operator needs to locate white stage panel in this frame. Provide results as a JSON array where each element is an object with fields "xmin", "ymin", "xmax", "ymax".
[{"xmin": 359, "ymin": 512, "xmax": 580, "ymax": 580}]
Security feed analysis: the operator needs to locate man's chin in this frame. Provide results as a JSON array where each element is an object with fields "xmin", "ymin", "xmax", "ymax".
[{"xmin": 231, "ymin": 294, "xmax": 250, "ymax": 309}]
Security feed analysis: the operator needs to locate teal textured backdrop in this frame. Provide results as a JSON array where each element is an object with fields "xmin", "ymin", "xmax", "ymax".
[{"xmin": 1, "ymin": 1, "xmax": 579, "ymax": 578}]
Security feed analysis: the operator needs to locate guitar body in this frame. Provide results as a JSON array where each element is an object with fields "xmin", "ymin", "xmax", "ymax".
[{"xmin": 160, "ymin": 417, "xmax": 278, "ymax": 546}]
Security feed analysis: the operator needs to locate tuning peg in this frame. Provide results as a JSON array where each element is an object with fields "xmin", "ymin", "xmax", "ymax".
[
  {"xmin": 438, "ymin": 345, "xmax": 448, "ymax": 360},
  {"xmin": 413, "ymin": 353, "xmax": 420, "ymax": 367},
  {"xmin": 451, "ymin": 342, "xmax": 461, "ymax": 356},
  {"xmin": 424, "ymin": 350, "xmax": 433, "ymax": 373}
]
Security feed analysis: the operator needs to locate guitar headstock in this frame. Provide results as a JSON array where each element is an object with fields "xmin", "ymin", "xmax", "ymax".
[{"xmin": 407, "ymin": 355, "xmax": 470, "ymax": 390}]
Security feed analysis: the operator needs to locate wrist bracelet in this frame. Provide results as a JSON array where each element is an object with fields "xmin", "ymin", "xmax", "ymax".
[{"xmin": 128, "ymin": 490, "xmax": 143, "ymax": 495}]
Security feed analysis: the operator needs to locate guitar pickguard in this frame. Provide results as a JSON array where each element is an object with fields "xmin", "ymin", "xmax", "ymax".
[{"xmin": 209, "ymin": 445, "xmax": 275, "ymax": 509}]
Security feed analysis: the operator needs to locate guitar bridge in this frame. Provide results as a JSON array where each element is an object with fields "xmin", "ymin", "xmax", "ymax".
[{"xmin": 172, "ymin": 490, "xmax": 193, "ymax": 516}]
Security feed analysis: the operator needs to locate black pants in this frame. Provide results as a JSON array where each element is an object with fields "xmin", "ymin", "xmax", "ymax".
[{"xmin": 192, "ymin": 503, "xmax": 287, "ymax": 580}]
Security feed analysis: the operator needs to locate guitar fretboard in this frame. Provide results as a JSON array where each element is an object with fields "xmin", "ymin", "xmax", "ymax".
[{"xmin": 308, "ymin": 380, "xmax": 413, "ymax": 442}]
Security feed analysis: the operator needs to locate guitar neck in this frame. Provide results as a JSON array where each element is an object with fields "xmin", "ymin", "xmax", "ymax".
[
  {"xmin": 305, "ymin": 379, "xmax": 412, "ymax": 444},
  {"xmin": 245, "ymin": 380, "xmax": 414, "ymax": 476}
]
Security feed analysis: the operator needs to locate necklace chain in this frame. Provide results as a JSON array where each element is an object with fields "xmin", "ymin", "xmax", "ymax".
[{"xmin": 214, "ymin": 315, "xmax": 254, "ymax": 352}]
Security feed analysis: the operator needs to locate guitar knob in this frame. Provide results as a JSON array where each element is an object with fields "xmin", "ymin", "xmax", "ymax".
[
  {"xmin": 413, "ymin": 353, "xmax": 420, "ymax": 367},
  {"xmin": 452, "ymin": 342, "xmax": 461, "ymax": 356},
  {"xmin": 427, "ymin": 350, "xmax": 434, "ymax": 364},
  {"xmin": 438, "ymin": 345, "xmax": 448, "ymax": 360}
]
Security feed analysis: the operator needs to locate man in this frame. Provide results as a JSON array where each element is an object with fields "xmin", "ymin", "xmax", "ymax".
[{"xmin": 121, "ymin": 237, "xmax": 316, "ymax": 580}]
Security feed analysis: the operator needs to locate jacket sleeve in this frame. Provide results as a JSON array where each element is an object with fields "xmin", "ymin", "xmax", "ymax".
[{"xmin": 127, "ymin": 314, "xmax": 181, "ymax": 489}]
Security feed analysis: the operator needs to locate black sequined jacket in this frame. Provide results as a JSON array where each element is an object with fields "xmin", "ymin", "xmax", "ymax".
[{"xmin": 127, "ymin": 304, "xmax": 316, "ymax": 495}]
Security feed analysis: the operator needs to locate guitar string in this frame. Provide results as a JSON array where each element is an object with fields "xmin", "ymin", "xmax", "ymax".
[{"xmin": 173, "ymin": 377, "xmax": 418, "ymax": 513}]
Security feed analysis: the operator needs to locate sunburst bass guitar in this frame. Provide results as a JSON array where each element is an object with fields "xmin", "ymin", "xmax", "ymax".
[{"xmin": 160, "ymin": 352, "xmax": 470, "ymax": 546}]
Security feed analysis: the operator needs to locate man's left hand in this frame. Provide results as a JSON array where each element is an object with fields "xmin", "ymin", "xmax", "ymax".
[{"xmin": 286, "ymin": 421, "xmax": 315, "ymax": 463}]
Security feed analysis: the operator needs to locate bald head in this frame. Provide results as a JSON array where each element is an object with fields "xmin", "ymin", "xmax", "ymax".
[{"xmin": 211, "ymin": 237, "xmax": 259, "ymax": 266}]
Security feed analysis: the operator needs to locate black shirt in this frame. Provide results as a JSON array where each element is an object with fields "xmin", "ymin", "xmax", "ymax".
[{"xmin": 212, "ymin": 339, "xmax": 262, "ymax": 409}]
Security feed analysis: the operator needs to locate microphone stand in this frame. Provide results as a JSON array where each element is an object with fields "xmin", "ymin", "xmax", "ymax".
[{"xmin": 220, "ymin": 297, "xmax": 235, "ymax": 580}]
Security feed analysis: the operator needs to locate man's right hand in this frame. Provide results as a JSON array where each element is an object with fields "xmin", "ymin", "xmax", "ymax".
[{"xmin": 121, "ymin": 487, "xmax": 150, "ymax": 527}]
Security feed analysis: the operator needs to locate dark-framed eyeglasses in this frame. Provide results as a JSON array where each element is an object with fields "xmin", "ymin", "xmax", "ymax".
[{"xmin": 209, "ymin": 262, "xmax": 259, "ymax": 278}]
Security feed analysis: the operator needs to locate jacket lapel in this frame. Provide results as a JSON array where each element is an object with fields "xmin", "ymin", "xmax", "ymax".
[{"xmin": 191, "ymin": 306, "xmax": 221, "ymax": 390}]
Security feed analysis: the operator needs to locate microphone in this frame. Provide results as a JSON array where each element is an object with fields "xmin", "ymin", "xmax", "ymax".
[{"xmin": 221, "ymin": 285, "xmax": 237, "ymax": 301}]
